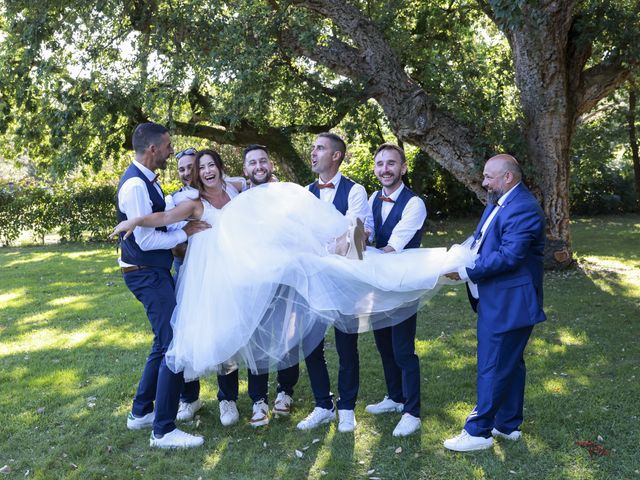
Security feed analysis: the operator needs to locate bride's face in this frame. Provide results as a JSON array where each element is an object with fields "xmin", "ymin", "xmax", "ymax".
[{"xmin": 199, "ymin": 154, "xmax": 223, "ymax": 188}]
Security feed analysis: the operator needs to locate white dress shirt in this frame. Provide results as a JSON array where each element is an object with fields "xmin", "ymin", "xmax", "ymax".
[
  {"xmin": 164, "ymin": 185, "xmax": 200, "ymax": 233},
  {"xmin": 117, "ymin": 160, "xmax": 187, "ymax": 267},
  {"xmin": 308, "ymin": 172, "xmax": 374, "ymax": 233},
  {"xmin": 368, "ymin": 183, "xmax": 427, "ymax": 253}
]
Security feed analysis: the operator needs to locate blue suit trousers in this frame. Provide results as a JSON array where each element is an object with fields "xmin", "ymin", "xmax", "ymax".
[
  {"xmin": 124, "ymin": 267, "xmax": 198, "ymax": 435},
  {"xmin": 305, "ymin": 327, "xmax": 359, "ymax": 410},
  {"xmin": 464, "ymin": 323, "xmax": 533, "ymax": 437},
  {"xmin": 217, "ymin": 364, "xmax": 299, "ymax": 404},
  {"xmin": 373, "ymin": 313, "xmax": 420, "ymax": 417}
]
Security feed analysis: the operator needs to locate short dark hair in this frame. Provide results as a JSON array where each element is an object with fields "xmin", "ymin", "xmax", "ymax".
[
  {"xmin": 191, "ymin": 149, "xmax": 226, "ymax": 192},
  {"xmin": 132, "ymin": 123, "xmax": 169, "ymax": 154},
  {"xmin": 317, "ymin": 132, "xmax": 346, "ymax": 162},
  {"xmin": 243, "ymin": 144, "xmax": 269, "ymax": 163},
  {"xmin": 374, "ymin": 143, "xmax": 406, "ymax": 163}
]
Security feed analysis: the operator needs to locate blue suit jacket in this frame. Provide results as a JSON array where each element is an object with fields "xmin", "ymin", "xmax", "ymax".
[{"xmin": 467, "ymin": 183, "xmax": 546, "ymax": 333}]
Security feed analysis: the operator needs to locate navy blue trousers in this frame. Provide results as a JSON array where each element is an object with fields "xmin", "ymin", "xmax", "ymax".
[
  {"xmin": 305, "ymin": 328, "xmax": 359, "ymax": 410},
  {"xmin": 124, "ymin": 267, "xmax": 199, "ymax": 435},
  {"xmin": 373, "ymin": 313, "xmax": 420, "ymax": 417},
  {"xmin": 217, "ymin": 365, "xmax": 299, "ymax": 403},
  {"xmin": 464, "ymin": 323, "xmax": 533, "ymax": 438}
]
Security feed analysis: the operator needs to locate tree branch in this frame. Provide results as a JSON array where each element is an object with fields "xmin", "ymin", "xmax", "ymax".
[
  {"xmin": 290, "ymin": 0, "xmax": 405, "ymax": 84},
  {"xmin": 474, "ymin": 0, "xmax": 496, "ymax": 23},
  {"xmin": 575, "ymin": 57, "xmax": 631, "ymax": 116},
  {"xmin": 171, "ymin": 120, "xmax": 316, "ymax": 182},
  {"xmin": 286, "ymin": 0, "xmax": 485, "ymax": 198},
  {"xmin": 279, "ymin": 28, "xmax": 371, "ymax": 80}
]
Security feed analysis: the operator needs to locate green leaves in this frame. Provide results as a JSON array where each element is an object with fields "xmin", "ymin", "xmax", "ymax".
[{"xmin": 0, "ymin": 180, "xmax": 117, "ymax": 245}]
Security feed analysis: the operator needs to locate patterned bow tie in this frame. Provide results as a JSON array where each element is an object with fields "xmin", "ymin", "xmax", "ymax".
[
  {"xmin": 318, "ymin": 182, "xmax": 335, "ymax": 189},
  {"xmin": 379, "ymin": 195, "xmax": 395, "ymax": 203}
]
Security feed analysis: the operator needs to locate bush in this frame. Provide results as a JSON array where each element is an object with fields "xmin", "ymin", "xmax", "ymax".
[
  {"xmin": 0, "ymin": 184, "xmax": 26, "ymax": 245},
  {"xmin": 0, "ymin": 181, "xmax": 118, "ymax": 245}
]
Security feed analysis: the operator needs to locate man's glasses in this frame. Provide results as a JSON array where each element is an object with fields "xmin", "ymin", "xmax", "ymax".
[{"xmin": 176, "ymin": 147, "xmax": 197, "ymax": 160}]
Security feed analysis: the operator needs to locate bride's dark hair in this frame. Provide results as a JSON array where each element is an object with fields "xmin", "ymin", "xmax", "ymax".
[{"xmin": 191, "ymin": 149, "xmax": 226, "ymax": 192}]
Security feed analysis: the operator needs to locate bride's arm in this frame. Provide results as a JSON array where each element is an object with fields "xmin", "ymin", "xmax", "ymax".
[{"xmin": 111, "ymin": 200, "xmax": 203, "ymax": 239}]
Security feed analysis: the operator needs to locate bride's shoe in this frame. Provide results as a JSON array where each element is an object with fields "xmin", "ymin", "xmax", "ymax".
[{"xmin": 345, "ymin": 218, "xmax": 365, "ymax": 260}]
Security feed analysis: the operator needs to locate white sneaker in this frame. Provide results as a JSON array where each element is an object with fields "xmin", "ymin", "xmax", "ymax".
[
  {"xmin": 219, "ymin": 400, "xmax": 239, "ymax": 426},
  {"xmin": 492, "ymin": 428, "xmax": 522, "ymax": 441},
  {"xmin": 273, "ymin": 391, "xmax": 293, "ymax": 417},
  {"xmin": 365, "ymin": 396, "xmax": 404, "ymax": 415},
  {"xmin": 250, "ymin": 400, "xmax": 269, "ymax": 427},
  {"xmin": 443, "ymin": 430, "xmax": 493, "ymax": 452},
  {"xmin": 127, "ymin": 411, "xmax": 154, "ymax": 430},
  {"xmin": 392, "ymin": 413, "xmax": 421, "ymax": 437},
  {"xmin": 149, "ymin": 428, "xmax": 204, "ymax": 449},
  {"xmin": 296, "ymin": 407, "xmax": 336, "ymax": 430},
  {"xmin": 177, "ymin": 399, "xmax": 202, "ymax": 421},
  {"xmin": 337, "ymin": 409, "xmax": 357, "ymax": 432}
]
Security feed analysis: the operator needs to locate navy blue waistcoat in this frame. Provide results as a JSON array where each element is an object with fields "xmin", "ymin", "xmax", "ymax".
[
  {"xmin": 372, "ymin": 186, "xmax": 424, "ymax": 249},
  {"xmin": 308, "ymin": 176, "xmax": 356, "ymax": 215},
  {"xmin": 116, "ymin": 164, "xmax": 173, "ymax": 269}
]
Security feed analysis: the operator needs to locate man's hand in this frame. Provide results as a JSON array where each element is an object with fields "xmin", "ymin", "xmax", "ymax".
[
  {"xmin": 109, "ymin": 219, "xmax": 137, "ymax": 240},
  {"xmin": 444, "ymin": 272, "xmax": 461, "ymax": 281},
  {"xmin": 172, "ymin": 243, "xmax": 188, "ymax": 259},
  {"xmin": 182, "ymin": 220, "xmax": 211, "ymax": 237}
]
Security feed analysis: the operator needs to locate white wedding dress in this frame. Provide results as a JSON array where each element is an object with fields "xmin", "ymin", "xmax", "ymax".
[{"xmin": 165, "ymin": 182, "xmax": 476, "ymax": 380}]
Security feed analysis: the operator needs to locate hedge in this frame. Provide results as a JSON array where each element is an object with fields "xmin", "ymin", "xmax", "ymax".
[{"xmin": 0, "ymin": 182, "xmax": 117, "ymax": 245}]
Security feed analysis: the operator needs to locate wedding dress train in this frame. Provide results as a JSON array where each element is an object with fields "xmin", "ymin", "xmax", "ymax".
[{"xmin": 165, "ymin": 182, "xmax": 476, "ymax": 379}]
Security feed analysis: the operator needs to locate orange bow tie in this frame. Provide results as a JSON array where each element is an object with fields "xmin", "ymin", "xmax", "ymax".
[
  {"xmin": 379, "ymin": 195, "xmax": 395, "ymax": 203},
  {"xmin": 318, "ymin": 182, "xmax": 335, "ymax": 189}
]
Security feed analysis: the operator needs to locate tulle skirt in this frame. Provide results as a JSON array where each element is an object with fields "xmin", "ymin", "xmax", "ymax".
[{"xmin": 165, "ymin": 182, "xmax": 476, "ymax": 380}]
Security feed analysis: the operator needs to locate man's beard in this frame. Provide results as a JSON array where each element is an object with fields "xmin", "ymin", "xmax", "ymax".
[
  {"xmin": 487, "ymin": 190, "xmax": 502, "ymax": 205},
  {"xmin": 250, "ymin": 171, "xmax": 272, "ymax": 185}
]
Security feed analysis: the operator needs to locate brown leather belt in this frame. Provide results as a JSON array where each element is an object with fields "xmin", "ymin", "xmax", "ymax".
[{"xmin": 121, "ymin": 266, "xmax": 146, "ymax": 274}]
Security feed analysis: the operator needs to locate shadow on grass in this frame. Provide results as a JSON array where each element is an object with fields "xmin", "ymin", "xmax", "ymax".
[{"xmin": 1, "ymin": 220, "xmax": 639, "ymax": 478}]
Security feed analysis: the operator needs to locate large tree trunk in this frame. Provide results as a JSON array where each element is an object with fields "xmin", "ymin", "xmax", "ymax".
[
  {"xmin": 501, "ymin": 1, "xmax": 630, "ymax": 267},
  {"xmin": 628, "ymin": 83, "xmax": 640, "ymax": 212},
  {"xmin": 505, "ymin": 5, "xmax": 576, "ymax": 268}
]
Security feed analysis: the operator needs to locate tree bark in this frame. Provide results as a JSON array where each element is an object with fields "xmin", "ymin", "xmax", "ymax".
[
  {"xmin": 501, "ymin": 2, "xmax": 631, "ymax": 267},
  {"xmin": 287, "ymin": 0, "xmax": 487, "ymax": 200},
  {"xmin": 628, "ymin": 82, "xmax": 640, "ymax": 212},
  {"xmin": 502, "ymin": 2, "xmax": 577, "ymax": 267},
  {"xmin": 286, "ymin": 0, "xmax": 633, "ymax": 268}
]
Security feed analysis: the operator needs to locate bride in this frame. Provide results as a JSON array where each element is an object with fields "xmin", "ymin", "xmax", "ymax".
[{"xmin": 112, "ymin": 149, "xmax": 476, "ymax": 380}]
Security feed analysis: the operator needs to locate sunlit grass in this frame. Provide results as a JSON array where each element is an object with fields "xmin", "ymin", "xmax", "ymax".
[
  {"xmin": 557, "ymin": 328, "xmax": 586, "ymax": 346},
  {"xmin": 1, "ymin": 216, "xmax": 639, "ymax": 478}
]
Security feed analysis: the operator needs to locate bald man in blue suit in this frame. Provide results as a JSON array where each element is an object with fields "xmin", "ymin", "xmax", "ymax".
[{"xmin": 443, "ymin": 154, "xmax": 546, "ymax": 452}]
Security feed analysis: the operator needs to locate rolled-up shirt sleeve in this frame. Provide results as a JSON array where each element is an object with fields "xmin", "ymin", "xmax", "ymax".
[
  {"xmin": 118, "ymin": 178, "xmax": 187, "ymax": 251},
  {"xmin": 347, "ymin": 183, "xmax": 374, "ymax": 233}
]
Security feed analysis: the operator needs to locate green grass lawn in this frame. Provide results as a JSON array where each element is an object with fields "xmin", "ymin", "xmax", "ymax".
[{"xmin": 1, "ymin": 215, "xmax": 639, "ymax": 479}]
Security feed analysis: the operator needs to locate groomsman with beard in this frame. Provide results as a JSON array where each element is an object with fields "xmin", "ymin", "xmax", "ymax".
[
  {"xmin": 164, "ymin": 146, "xmax": 204, "ymax": 422},
  {"xmin": 443, "ymin": 154, "xmax": 546, "ymax": 452},
  {"xmin": 117, "ymin": 123, "xmax": 208, "ymax": 448},
  {"xmin": 296, "ymin": 132, "xmax": 374, "ymax": 433},
  {"xmin": 216, "ymin": 144, "xmax": 299, "ymax": 428},
  {"xmin": 364, "ymin": 143, "xmax": 426, "ymax": 437},
  {"xmin": 169, "ymin": 147, "xmax": 198, "ymax": 279}
]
